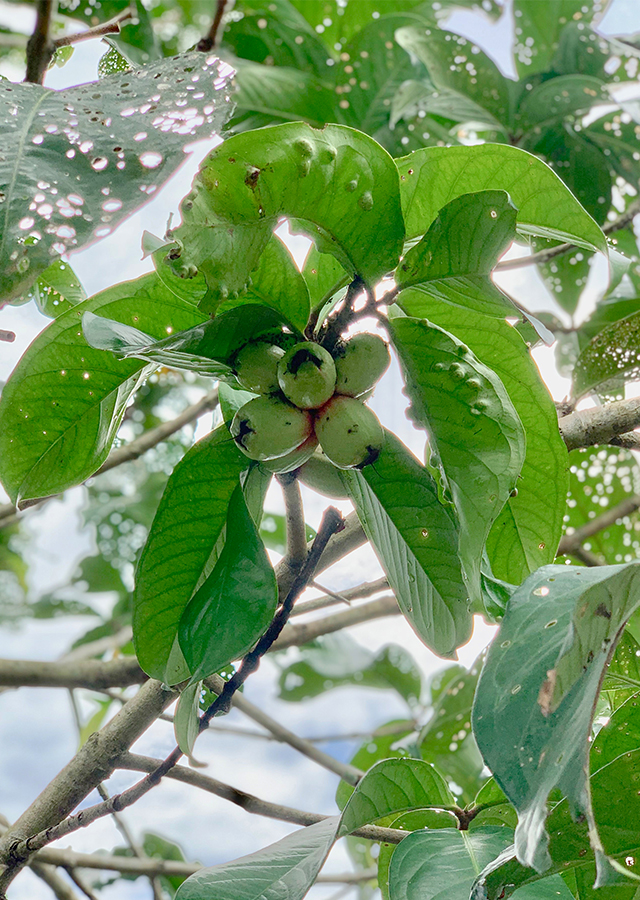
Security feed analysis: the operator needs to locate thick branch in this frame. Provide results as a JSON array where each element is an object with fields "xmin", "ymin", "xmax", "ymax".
[
  {"xmin": 0, "ymin": 657, "xmax": 145, "ymax": 690},
  {"xmin": 25, "ymin": 0, "xmax": 56, "ymax": 84},
  {"xmin": 0, "ymin": 388, "xmax": 219, "ymax": 524},
  {"xmin": 559, "ymin": 398, "xmax": 640, "ymax": 451},
  {"xmin": 278, "ymin": 474, "xmax": 308, "ymax": 571}
]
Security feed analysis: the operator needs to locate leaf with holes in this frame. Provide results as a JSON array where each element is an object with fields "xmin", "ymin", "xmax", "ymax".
[
  {"xmin": 390, "ymin": 317, "xmax": 525, "ymax": 603},
  {"xmin": 472, "ymin": 562, "xmax": 640, "ymax": 877},
  {"xmin": 133, "ymin": 425, "xmax": 247, "ymax": 685},
  {"xmin": 175, "ymin": 816, "xmax": 339, "ymax": 900},
  {"xmin": 573, "ymin": 311, "xmax": 640, "ymax": 399},
  {"xmin": 339, "ymin": 758, "xmax": 455, "ymax": 837},
  {"xmin": 0, "ymin": 52, "xmax": 234, "ymax": 303},
  {"xmin": 0, "ymin": 272, "xmax": 204, "ymax": 505},
  {"xmin": 171, "ymin": 122, "xmax": 404, "ymax": 288},
  {"xmin": 343, "ymin": 430, "xmax": 472, "ymax": 659},
  {"xmin": 396, "ymin": 289, "xmax": 568, "ymax": 585},
  {"xmin": 179, "ymin": 484, "xmax": 277, "ymax": 683},
  {"xmin": 511, "ymin": 0, "xmax": 594, "ymax": 77},
  {"xmin": 15, "ymin": 258, "xmax": 86, "ymax": 318},
  {"xmin": 396, "ymin": 143, "xmax": 606, "ymax": 253}
]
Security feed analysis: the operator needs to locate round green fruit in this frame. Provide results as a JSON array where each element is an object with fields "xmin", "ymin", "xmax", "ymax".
[
  {"xmin": 233, "ymin": 340, "xmax": 285, "ymax": 394},
  {"xmin": 260, "ymin": 435, "xmax": 319, "ymax": 474},
  {"xmin": 277, "ymin": 341, "xmax": 336, "ymax": 409},
  {"xmin": 334, "ymin": 333, "xmax": 390, "ymax": 398},
  {"xmin": 315, "ymin": 396, "xmax": 384, "ymax": 469},
  {"xmin": 230, "ymin": 396, "xmax": 312, "ymax": 461}
]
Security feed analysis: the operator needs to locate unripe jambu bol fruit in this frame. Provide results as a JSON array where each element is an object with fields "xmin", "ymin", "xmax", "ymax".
[
  {"xmin": 315, "ymin": 395, "xmax": 384, "ymax": 469},
  {"xmin": 233, "ymin": 340, "xmax": 285, "ymax": 394},
  {"xmin": 277, "ymin": 341, "xmax": 336, "ymax": 409},
  {"xmin": 230, "ymin": 396, "xmax": 312, "ymax": 461},
  {"xmin": 334, "ymin": 333, "xmax": 390, "ymax": 398}
]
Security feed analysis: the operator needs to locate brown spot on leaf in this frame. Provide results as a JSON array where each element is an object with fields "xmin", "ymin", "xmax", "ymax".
[
  {"xmin": 595, "ymin": 603, "xmax": 612, "ymax": 619},
  {"xmin": 245, "ymin": 166, "xmax": 260, "ymax": 190}
]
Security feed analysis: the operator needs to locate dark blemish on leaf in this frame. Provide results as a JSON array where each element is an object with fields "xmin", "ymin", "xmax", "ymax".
[
  {"xmin": 228, "ymin": 157, "xmax": 236, "ymax": 163},
  {"xmin": 595, "ymin": 603, "xmax": 612, "ymax": 619},
  {"xmin": 245, "ymin": 166, "xmax": 260, "ymax": 190}
]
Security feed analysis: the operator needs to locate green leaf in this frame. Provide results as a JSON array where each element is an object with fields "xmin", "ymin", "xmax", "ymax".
[
  {"xmin": 396, "ymin": 143, "xmax": 606, "ymax": 253},
  {"xmin": 537, "ymin": 244, "xmax": 592, "ymax": 316},
  {"xmin": 288, "ymin": 0, "xmax": 434, "ymax": 47},
  {"xmin": 342, "ymin": 430, "xmax": 472, "ymax": 659},
  {"xmin": 521, "ymin": 123, "xmax": 612, "ymax": 225},
  {"xmin": 390, "ymin": 80, "xmax": 505, "ymax": 132},
  {"xmin": 302, "ymin": 243, "xmax": 349, "ymax": 309},
  {"xmin": 179, "ymin": 484, "xmax": 277, "ymax": 683},
  {"xmin": 0, "ymin": 53, "xmax": 233, "ymax": 303},
  {"xmin": 396, "ymin": 190, "xmax": 517, "ymax": 289},
  {"xmin": 231, "ymin": 58, "xmax": 337, "ymax": 127},
  {"xmin": 15, "ymin": 259, "xmax": 86, "ymax": 317},
  {"xmin": 472, "ymin": 562, "xmax": 640, "ymax": 875},
  {"xmin": 174, "ymin": 681, "xmax": 201, "ymax": 759},
  {"xmin": 396, "ymin": 290, "xmax": 568, "ymax": 584},
  {"xmin": 573, "ymin": 310, "xmax": 640, "ymax": 398},
  {"xmin": 517, "ymin": 74, "xmax": 609, "ymax": 129},
  {"xmin": 132, "ymin": 425, "xmax": 247, "ymax": 684},
  {"xmin": 278, "ymin": 632, "xmax": 422, "ymax": 705},
  {"xmin": 339, "ymin": 758, "xmax": 455, "ymax": 837},
  {"xmin": 511, "ymin": 0, "xmax": 593, "ymax": 77},
  {"xmin": 394, "ymin": 27, "xmax": 513, "ymax": 129},
  {"xmin": 218, "ymin": 236, "xmax": 311, "ymax": 333},
  {"xmin": 586, "ymin": 112, "xmax": 640, "ymax": 185},
  {"xmin": 419, "ymin": 660, "xmax": 486, "ymax": 804},
  {"xmin": 175, "ymin": 816, "xmax": 339, "ymax": 900},
  {"xmin": 388, "ymin": 826, "xmax": 516, "ymax": 900},
  {"xmin": 260, "ymin": 511, "xmax": 315, "ymax": 555},
  {"xmin": 173, "ymin": 122, "xmax": 404, "ymax": 286},
  {"xmin": 390, "ymin": 316, "xmax": 525, "ymax": 603},
  {"xmin": 378, "ymin": 809, "xmax": 459, "ymax": 900},
  {"xmin": 0, "ymin": 273, "xmax": 204, "ymax": 504}
]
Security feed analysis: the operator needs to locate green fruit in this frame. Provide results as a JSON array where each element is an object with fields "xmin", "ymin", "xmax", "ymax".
[
  {"xmin": 233, "ymin": 340, "xmax": 285, "ymax": 394},
  {"xmin": 315, "ymin": 396, "xmax": 384, "ymax": 469},
  {"xmin": 298, "ymin": 452, "xmax": 349, "ymax": 499},
  {"xmin": 334, "ymin": 333, "xmax": 390, "ymax": 397},
  {"xmin": 230, "ymin": 396, "xmax": 312, "ymax": 461},
  {"xmin": 277, "ymin": 341, "xmax": 336, "ymax": 409},
  {"xmin": 260, "ymin": 435, "xmax": 319, "ymax": 474}
]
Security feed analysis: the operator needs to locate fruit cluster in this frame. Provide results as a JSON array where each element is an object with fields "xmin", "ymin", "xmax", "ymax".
[{"xmin": 229, "ymin": 333, "xmax": 390, "ymax": 473}]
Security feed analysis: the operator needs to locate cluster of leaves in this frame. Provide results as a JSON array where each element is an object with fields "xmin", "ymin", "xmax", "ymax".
[{"xmin": 5, "ymin": 1, "xmax": 640, "ymax": 899}]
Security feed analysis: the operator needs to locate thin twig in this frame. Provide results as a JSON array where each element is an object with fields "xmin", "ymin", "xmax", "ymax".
[
  {"xmin": 272, "ymin": 594, "xmax": 400, "ymax": 651},
  {"xmin": 0, "ymin": 331, "xmax": 15, "ymax": 343},
  {"xmin": 9, "ymin": 509, "xmax": 345, "ymax": 864},
  {"xmin": 196, "ymin": 0, "xmax": 232, "ymax": 51},
  {"xmin": 65, "ymin": 870, "xmax": 99, "ymax": 900},
  {"xmin": 569, "ymin": 545, "xmax": 603, "ymax": 566},
  {"xmin": 292, "ymin": 577, "xmax": 388, "ymax": 617},
  {"xmin": 558, "ymin": 493, "xmax": 640, "ymax": 556},
  {"xmin": 25, "ymin": 0, "xmax": 56, "ymax": 84},
  {"xmin": 0, "ymin": 388, "xmax": 219, "ymax": 524},
  {"xmin": 54, "ymin": 9, "xmax": 133, "ymax": 49}
]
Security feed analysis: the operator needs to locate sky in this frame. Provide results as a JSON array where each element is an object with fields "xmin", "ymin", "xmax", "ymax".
[{"xmin": 3, "ymin": 1, "xmax": 640, "ymax": 898}]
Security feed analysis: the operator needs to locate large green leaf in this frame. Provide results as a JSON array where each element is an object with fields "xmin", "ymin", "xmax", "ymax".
[
  {"xmin": 278, "ymin": 632, "xmax": 422, "ymax": 705},
  {"xmin": 231, "ymin": 58, "xmax": 337, "ymax": 127},
  {"xmin": 335, "ymin": 720, "xmax": 417, "ymax": 811},
  {"xmin": 394, "ymin": 27, "xmax": 513, "ymax": 129},
  {"xmin": 179, "ymin": 484, "xmax": 277, "ymax": 683},
  {"xmin": 343, "ymin": 430, "xmax": 472, "ymax": 659},
  {"xmin": 0, "ymin": 53, "xmax": 233, "ymax": 303},
  {"xmin": 396, "ymin": 143, "xmax": 606, "ymax": 253},
  {"xmin": 16, "ymin": 258, "xmax": 86, "ymax": 318},
  {"xmin": 573, "ymin": 310, "xmax": 640, "ymax": 398},
  {"xmin": 396, "ymin": 290, "xmax": 568, "ymax": 584},
  {"xmin": 0, "ymin": 273, "xmax": 204, "ymax": 504},
  {"xmin": 378, "ymin": 809, "xmax": 459, "ymax": 900},
  {"xmin": 396, "ymin": 191, "xmax": 517, "ymax": 289},
  {"xmin": 175, "ymin": 816, "xmax": 339, "ymax": 900},
  {"xmin": 218, "ymin": 236, "xmax": 311, "ymax": 333},
  {"xmin": 516, "ymin": 74, "xmax": 609, "ymax": 130},
  {"xmin": 472, "ymin": 562, "xmax": 640, "ymax": 876},
  {"xmin": 339, "ymin": 758, "xmax": 455, "ymax": 838},
  {"xmin": 288, "ymin": 0, "xmax": 435, "ymax": 47},
  {"xmin": 171, "ymin": 122, "xmax": 404, "ymax": 287},
  {"xmin": 132, "ymin": 425, "xmax": 247, "ymax": 684},
  {"xmin": 390, "ymin": 317, "xmax": 525, "ymax": 601}
]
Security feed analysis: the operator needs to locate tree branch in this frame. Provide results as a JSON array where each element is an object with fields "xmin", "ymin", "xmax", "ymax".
[
  {"xmin": 291, "ymin": 576, "xmax": 388, "ymax": 617},
  {"xmin": 25, "ymin": 0, "xmax": 56, "ymax": 84},
  {"xmin": 272, "ymin": 594, "xmax": 400, "ymax": 651},
  {"xmin": 558, "ymin": 493, "xmax": 640, "ymax": 556},
  {"xmin": 3, "ymin": 510, "xmax": 346, "ymax": 875},
  {"xmin": 0, "ymin": 388, "xmax": 219, "ymax": 524},
  {"xmin": 278, "ymin": 473, "xmax": 308, "ymax": 573},
  {"xmin": 559, "ymin": 398, "xmax": 640, "ymax": 451},
  {"xmin": 54, "ymin": 10, "xmax": 133, "ymax": 49},
  {"xmin": 196, "ymin": 0, "xmax": 232, "ymax": 52}
]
